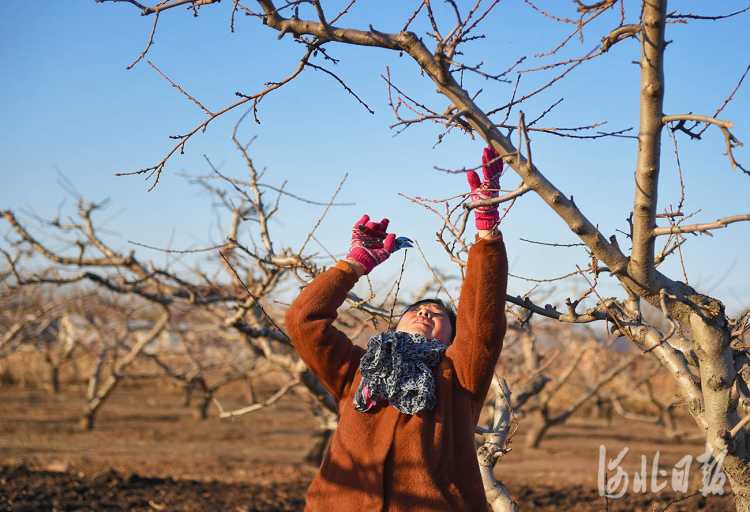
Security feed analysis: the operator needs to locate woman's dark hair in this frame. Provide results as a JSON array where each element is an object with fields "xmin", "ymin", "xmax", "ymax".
[{"xmin": 399, "ymin": 298, "xmax": 457, "ymax": 343}]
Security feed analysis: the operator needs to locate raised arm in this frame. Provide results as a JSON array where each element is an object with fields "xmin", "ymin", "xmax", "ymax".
[
  {"xmin": 286, "ymin": 260, "xmax": 362, "ymax": 402},
  {"xmin": 446, "ymin": 146, "xmax": 509, "ymax": 399},
  {"xmin": 446, "ymin": 234, "xmax": 508, "ymax": 399},
  {"xmin": 285, "ymin": 214, "xmax": 400, "ymax": 401}
]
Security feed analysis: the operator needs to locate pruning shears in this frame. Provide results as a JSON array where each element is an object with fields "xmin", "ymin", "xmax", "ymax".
[{"xmin": 394, "ymin": 237, "xmax": 413, "ymax": 251}]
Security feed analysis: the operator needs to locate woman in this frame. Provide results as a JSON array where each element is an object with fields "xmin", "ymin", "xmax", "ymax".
[{"xmin": 285, "ymin": 146, "xmax": 508, "ymax": 511}]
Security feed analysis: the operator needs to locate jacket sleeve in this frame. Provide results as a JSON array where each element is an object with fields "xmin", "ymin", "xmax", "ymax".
[
  {"xmin": 285, "ymin": 262, "xmax": 364, "ymax": 403},
  {"xmin": 446, "ymin": 233, "xmax": 508, "ymax": 401}
]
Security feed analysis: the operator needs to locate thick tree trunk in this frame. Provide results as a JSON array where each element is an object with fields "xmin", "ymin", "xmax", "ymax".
[
  {"xmin": 724, "ymin": 454, "xmax": 750, "ymax": 512},
  {"xmin": 690, "ymin": 313, "xmax": 750, "ymax": 508},
  {"xmin": 81, "ymin": 375, "xmax": 119, "ymax": 431}
]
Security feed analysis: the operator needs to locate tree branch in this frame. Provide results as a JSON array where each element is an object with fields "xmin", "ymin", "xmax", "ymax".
[
  {"xmin": 652, "ymin": 214, "xmax": 750, "ymax": 236},
  {"xmin": 215, "ymin": 378, "xmax": 300, "ymax": 418},
  {"xmin": 664, "ymin": 114, "xmax": 745, "ymax": 173},
  {"xmin": 477, "ymin": 375, "xmax": 518, "ymax": 512},
  {"xmin": 629, "ymin": 0, "xmax": 666, "ymax": 289}
]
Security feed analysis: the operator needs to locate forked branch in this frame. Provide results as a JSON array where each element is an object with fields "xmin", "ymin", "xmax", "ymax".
[{"xmin": 664, "ymin": 114, "xmax": 746, "ymax": 173}]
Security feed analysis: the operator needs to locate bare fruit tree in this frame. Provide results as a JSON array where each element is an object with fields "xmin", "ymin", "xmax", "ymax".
[{"xmin": 98, "ymin": 0, "xmax": 750, "ymax": 508}]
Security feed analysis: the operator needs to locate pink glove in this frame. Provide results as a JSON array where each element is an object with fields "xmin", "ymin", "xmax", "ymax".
[
  {"xmin": 467, "ymin": 145, "xmax": 504, "ymax": 230},
  {"xmin": 347, "ymin": 215, "xmax": 397, "ymax": 275}
]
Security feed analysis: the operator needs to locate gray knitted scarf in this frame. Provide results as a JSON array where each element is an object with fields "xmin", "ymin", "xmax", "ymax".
[{"xmin": 353, "ymin": 331, "xmax": 447, "ymax": 415}]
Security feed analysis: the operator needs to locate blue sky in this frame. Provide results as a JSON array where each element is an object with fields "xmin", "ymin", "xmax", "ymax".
[{"xmin": 1, "ymin": 1, "xmax": 749, "ymax": 316}]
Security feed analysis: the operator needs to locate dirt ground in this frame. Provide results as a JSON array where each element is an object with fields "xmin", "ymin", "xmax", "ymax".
[{"xmin": 0, "ymin": 386, "xmax": 736, "ymax": 511}]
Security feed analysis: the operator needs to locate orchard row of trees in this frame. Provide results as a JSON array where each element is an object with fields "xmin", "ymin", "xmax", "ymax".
[{"xmin": 1, "ymin": 150, "xmax": 662, "ymax": 441}]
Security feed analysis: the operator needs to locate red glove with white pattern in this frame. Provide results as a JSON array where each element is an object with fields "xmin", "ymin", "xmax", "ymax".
[
  {"xmin": 467, "ymin": 146, "xmax": 504, "ymax": 230},
  {"xmin": 346, "ymin": 215, "xmax": 397, "ymax": 275}
]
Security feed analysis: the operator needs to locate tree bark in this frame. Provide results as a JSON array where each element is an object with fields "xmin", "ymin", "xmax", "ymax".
[
  {"xmin": 629, "ymin": 0, "xmax": 667, "ymax": 288},
  {"xmin": 478, "ymin": 377, "xmax": 518, "ymax": 512}
]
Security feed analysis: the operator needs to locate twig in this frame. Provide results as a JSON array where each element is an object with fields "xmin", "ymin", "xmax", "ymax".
[
  {"xmin": 139, "ymin": 0, "xmax": 221, "ymax": 16},
  {"xmin": 298, "ymin": 174, "xmax": 348, "ymax": 255},
  {"xmin": 230, "ymin": 0, "xmax": 241, "ymax": 31},
  {"xmin": 664, "ymin": 114, "xmax": 745, "ymax": 172},
  {"xmin": 402, "ymin": 1, "xmax": 426, "ymax": 32},
  {"xmin": 666, "ymin": 123, "xmax": 686, "ymax": 212},
  {"xmin": 128, "ymin": 240, "xmax": 234, "ymax": 253},
  {"xmin": 387, "ymin": 250, "xmax": 409, "ymax": 330},
  {"xmin": 177, "ymin": 172, "xmax": 353, "ymax": 206},
  {"xmin": 667, "ymin": 7, "xmax": 750, "ymax": 21},
  {"xmin": 310, "ymin": 234, "xmax": 337, "ymax": 263},
  {"xmin": 306, "ymin": 62, "xmax": 374, "ymax": 114},
  {"xmin": 95, "ymin": 0, "xmax": 147, "ymax": 10},
  {"xmin": 329, "ymin": 0, "xmax": 357, "ymax": 25},
  {"xmin": 147, "ymin": 61, "xmax": 212, "ymax": 115},
  {"xmin": 674, "ymin": 232, "xmax": 689, "ymax": 285},
  {"xmin": 658, "ymin": 492, "xmax": 700, "ymax": 512},
  {"xmin": 127, "ymin": 12, "xmax": 159, "ymax": 69},
  {"xmin": 215, "ymin": 378, "xmax": 300, "ymax": 418},
  {"xmin": 652, "ymin": 214, "xmax": 750, "ymax": 236},
  {"xmin": 487, "ymin": 50, "xmax": 593, "ymax": 116},
  {"xmin": 509, "ymin": 267, "xmax": 586, "ymax": 284},
  {"xmin": 520, "ymin": 238, "xmax": 585, "ymax": 248},
  {"xmin": 117, "ymin": 43, "xmax": 319, "ymax": 190},
  {"xmin": 697, "ymin": 63, "xmax": 749, "ymax": 137},
  {"xmin": 415, "ymin": 241, "xmax": 456, "ymax": 309},
  {"xmin": 219, "ymin": 251, "xmax": 291, "ymax": 343}
]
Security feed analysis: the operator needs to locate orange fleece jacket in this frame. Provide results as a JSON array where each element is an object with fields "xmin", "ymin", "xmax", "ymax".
[{"xmin": 285, "ymin": 234, "xmax": 508, "ymax": 511}]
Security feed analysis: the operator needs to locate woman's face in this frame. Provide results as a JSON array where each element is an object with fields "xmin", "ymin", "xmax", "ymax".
[{"xmin": 395, "ymin": 302, "xmax": 452, "ymax": 345}]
